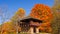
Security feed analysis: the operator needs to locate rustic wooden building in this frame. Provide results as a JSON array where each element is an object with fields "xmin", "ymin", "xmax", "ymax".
[{"xmin": 18, "ymin": 16, "xmax": 43, "ymax": 34}]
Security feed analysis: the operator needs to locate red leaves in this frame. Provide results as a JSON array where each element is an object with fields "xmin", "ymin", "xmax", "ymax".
[
  {"xmin": 30, "ymin": 4, "xmax": 53, "ymax": 21},
  {"xmin": 30, "ymin": 4, "xmax": 53, "ymax": 32}
]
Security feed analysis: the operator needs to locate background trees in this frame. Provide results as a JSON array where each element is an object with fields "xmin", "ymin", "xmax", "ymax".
[
  {"xmin": 0, "ymin": 8, "xmax": 25, "ymax": 34},
  {"xmin": 11, "ymin": 8, "xmax": 25, "ymax": 22},
  {"xmin": 51, "ymin": 0, "xmax": 60, "ymax": 34},
  {"xmin": 10, "ymin": 8, "xmax": 25, "ymax": 34},
  {"xmin": 0, "ymin": 21, "xmax": 16, "ymax": 34}
]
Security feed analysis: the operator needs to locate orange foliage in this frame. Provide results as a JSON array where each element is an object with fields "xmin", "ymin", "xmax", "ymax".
[
  {"xmin": 1, "ymin": 21, "xmax": 21, "ymax": 34},
  {"xmin": 30, "ymin": 4, "xmax": 53, "ymax": 20},
  {"xmin": 30, "ymin": 4, "xmax": 53, "ymax": 32}
]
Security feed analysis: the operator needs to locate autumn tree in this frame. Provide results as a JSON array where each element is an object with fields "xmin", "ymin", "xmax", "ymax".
[
  {"xmin": 10, "ymin": 8, "xmax": 25, "ymax": 34},
  {"xmin": 30, "ymin": 4, "xmax": 53, "ymax": 32},
  {"xmin": 11, "ymin": 8, "xmax": 25, "ymax": 21},
  {"xmin": 51, "ymin": 0, "xmax": 60, "ymax": 34},
  {"xmin": 0, "ymin": 21, "xmax": 17, "ymax": 34}
]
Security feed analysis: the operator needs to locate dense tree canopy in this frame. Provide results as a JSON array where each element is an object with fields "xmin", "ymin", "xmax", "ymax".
[
  {"xmin": 30, "ymin": 4, "xmax": 53, "ymax": 32},
  {"xmin": 30, "ymin": 4, "xmax": 53, "ymax": 21}
]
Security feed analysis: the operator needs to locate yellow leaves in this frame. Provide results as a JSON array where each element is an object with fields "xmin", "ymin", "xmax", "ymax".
[
  {"xmin": 2, "ymin": 21, "xmax": 12, "ymax": 30},
  {"xmin": 1, "ymin": 21, "xmax": 19, "ymax": 34},
  {"xmin": 15, "ymin": 8, "xmax": 25, "ymax": 18},
  {"xmin": 11, "ymin": 8, "xmax": 26, "ymax": 22}
]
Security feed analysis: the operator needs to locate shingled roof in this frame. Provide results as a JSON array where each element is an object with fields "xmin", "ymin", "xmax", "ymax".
[{"xmin": 20, "ymin": 16, "xmax": 43, "ymax": 23}]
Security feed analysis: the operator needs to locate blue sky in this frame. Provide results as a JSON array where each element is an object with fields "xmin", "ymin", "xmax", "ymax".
[{"xmin": 0, "ymin": 0, "xmax": 54, "ymax": 24}]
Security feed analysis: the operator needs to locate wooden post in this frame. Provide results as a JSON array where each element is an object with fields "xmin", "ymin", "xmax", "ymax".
[
  {"xmin": 30, "ymin": 27, "xmax": 34, "ymax": 34},
  {"xmin": 36, "ymin": 28, "xmax": 39, "ymax": 33}
]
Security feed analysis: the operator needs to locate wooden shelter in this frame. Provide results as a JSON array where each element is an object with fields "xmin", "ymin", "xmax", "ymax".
[{"xmin": 18, "ymin": 16, "xmax": 43, "ymax": 33}]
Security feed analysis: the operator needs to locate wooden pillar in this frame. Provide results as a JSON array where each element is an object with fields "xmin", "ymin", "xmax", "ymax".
[
  {"xmin": 36, "ymin": 28, "xmax": 39, "ymax": 33},
  {"xmin": 30, "ymin": 27, "xmax": 34, "ymax": 34}
]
